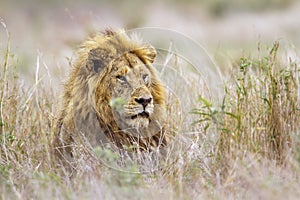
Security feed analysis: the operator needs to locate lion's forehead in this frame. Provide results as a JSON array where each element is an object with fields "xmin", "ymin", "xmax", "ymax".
[
  {"xmin": 127, "ymin": 66, "xmax": 149, "ymax": 84},
  {"xmin": 116, "ymin": 55, "xmax": 149, "ymax": 77}
]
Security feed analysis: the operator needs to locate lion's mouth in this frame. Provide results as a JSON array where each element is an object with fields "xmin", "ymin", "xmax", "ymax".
[{"xmin": 131, "ymin": 111, "xmax": 150, "ymax": 119}]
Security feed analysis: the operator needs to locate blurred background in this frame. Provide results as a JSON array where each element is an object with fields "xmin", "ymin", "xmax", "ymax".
[{"xmin": 0, "ymin": 0, "xmax": 300, "ymax": 88}]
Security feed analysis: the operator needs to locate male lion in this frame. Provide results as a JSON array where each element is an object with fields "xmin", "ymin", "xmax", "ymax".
[{"xmin": 54, "ymin": 30, "xmax": 169, "ymax": 164}]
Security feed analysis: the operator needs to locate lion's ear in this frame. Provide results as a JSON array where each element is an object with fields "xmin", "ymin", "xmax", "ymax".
[
  {"xmin": 87, "ymin": 48, "xmax": 113, "ymax": 73},
  {"xmin": 86, "ymin": 59, "xmax": 105, "ymax": 73},
  {"xmin": 132, "ymin": 45, "xmax": 156, "ymax": 64}
]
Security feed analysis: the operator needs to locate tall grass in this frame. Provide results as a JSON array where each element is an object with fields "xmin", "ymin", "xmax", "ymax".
[
  {"xmin": 0, "ymin": 34, "xmax": 299, "ymax": 199},
  {"xmin": 192, "ymin": 42, "xmax": 300, "ymax": 198},
  {"xmin": 0, "ymin": 29, "xmax": 57, "ymax": 199},
  {"xmin": 194, "ymin": 41, "xmax": 299, "ymax": 165}
]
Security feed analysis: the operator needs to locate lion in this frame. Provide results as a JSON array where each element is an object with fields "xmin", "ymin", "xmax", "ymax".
[{"xmin": 53, "ymin": 30, "xmax": 170, "ymax": 165}]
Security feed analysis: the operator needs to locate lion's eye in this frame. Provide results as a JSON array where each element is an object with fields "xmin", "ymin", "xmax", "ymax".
[
  {"xmin": 143, "ymin": 74, "xmax": 149, "ymax": 84},
  {"xmin": 116, "ymin": 75, "xmax": 127, "ymax": 83}
]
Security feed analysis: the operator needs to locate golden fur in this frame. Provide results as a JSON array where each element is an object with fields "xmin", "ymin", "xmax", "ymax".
[{"xmin": 54, "ymin": 30, "xmax": 169, "ymax": 162}]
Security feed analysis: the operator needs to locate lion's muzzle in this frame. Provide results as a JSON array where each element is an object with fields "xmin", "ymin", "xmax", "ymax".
[
  {"xmin": 122, "ymin": 87, "xmax": 154, "ymax": 128},
  {"xmin": 135, "ymin": 97, "xmax": 152, "ymax": 109}
]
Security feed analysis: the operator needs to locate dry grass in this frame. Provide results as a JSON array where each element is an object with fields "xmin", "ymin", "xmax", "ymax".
[{"xmin": 0, "ymin": 28, "xmax": 299, "ymax": 200}]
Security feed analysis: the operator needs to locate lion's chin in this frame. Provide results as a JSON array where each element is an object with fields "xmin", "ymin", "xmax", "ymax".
[{"xmin": 126, "ymin": 117, "xmax": 150, "ymax": 128}]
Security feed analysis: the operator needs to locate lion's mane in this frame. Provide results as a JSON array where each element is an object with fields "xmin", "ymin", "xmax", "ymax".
[{"xmin": 53, "ymin": 30, "xmax": 169, "ymax": 162}]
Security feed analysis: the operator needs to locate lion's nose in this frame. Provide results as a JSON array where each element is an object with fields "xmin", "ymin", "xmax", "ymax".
[{"xmin": 135, "ymin": 97, "xmax": 152, "ymax": 109}]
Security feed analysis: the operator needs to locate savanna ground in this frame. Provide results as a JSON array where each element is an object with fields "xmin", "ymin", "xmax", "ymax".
[{"xmin": 0, "ymin": 0, "xmax": 300, "ymax": 199}]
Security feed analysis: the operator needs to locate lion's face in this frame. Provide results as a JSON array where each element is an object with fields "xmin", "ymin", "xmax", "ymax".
[{"xmin": 109, "ymin": 53, "xmax": 154, "ymax": 129}]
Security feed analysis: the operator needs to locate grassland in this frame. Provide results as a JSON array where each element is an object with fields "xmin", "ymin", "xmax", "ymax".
[{"xmin": 0, "ymin": 27, "xmax": 299, "ymax": 200}]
